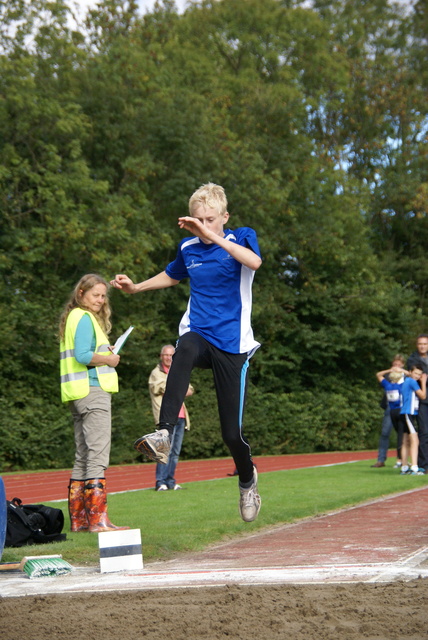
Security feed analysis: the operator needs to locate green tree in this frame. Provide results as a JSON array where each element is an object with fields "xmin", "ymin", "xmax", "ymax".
[{"xmin": 0, "ymin": 0, "xmax": 424, "ymax": 469}]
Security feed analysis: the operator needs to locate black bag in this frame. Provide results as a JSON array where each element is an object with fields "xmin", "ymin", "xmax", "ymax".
[{"xmin": 5, "ymin": 497, "xmax": 67, "ymax": 547}]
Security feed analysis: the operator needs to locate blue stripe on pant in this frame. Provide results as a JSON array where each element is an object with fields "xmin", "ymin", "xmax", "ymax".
[{"xmin": 159, "ymin": 331, "xmax": 255, "ymax": 484}]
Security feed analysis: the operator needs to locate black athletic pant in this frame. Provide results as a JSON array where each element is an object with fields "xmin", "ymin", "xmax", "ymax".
[
  {"xmin": 417, "ymin": 402, "xmax": 428, "ymax": 470},
  {"xmin": 390, "ymin": 407, "xmax": 403, "ymax": 460},
  {"xmin": 159, "ymin": 331, "xmax": 255, "ymax": 484}
]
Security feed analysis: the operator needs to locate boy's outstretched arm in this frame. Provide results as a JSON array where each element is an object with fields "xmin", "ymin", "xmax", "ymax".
[
  {"xmin": 110, "ymin": 271, "xmax": 179, "ymax": 294},
  {"xmin": 214, "ymin": 235, "xmax": 262, "ymax": 271},
  {"xmin": 178, "ymin": 216, "xmax": 262, "ymax": 271}
]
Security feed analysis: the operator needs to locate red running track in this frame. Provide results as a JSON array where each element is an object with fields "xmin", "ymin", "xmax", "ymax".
[{"xmin": 1, "ymin": 450, "xmax": 378, "ymax": 503}]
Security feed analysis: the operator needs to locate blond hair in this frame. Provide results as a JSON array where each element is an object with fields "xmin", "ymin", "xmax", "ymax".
[
  {"xmin": 59, "ymin": 274, "xmax": 112, "ymax": 340},
  {"xmin": 189, "ymin": 183, "xmax": 228, "ymax": 216},
  {"xmin": 389, "ymin": 371, "xmax": 403, "ymax": 383}
]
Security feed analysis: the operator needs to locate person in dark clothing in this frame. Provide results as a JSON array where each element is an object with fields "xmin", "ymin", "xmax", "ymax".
[{"xmin": 406, "ymin": 334, "xmax": 428, "ymax": 473}]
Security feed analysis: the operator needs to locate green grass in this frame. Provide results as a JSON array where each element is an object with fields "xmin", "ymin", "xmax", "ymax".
[{"xmin": 2, "ymin": 460, "xmax": 427, "ymax": 567}]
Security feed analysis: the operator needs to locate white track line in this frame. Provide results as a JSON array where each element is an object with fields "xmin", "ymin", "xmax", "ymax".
[{"xmin": 2, "ymin": 548, "xmax": 428, "ymax": 598}]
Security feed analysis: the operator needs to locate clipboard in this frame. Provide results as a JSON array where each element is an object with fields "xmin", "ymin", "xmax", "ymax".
[{"xmin": 112, "ymin": 326, "xmax": 134, "ymax": 354}]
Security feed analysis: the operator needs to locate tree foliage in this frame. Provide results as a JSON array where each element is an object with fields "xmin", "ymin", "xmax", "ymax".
[{"xmin": 0, "ymin": 0, "xmax": 425, "ymax": 470}]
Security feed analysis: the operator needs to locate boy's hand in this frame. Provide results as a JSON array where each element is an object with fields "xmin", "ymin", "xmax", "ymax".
[
  {"xmin": 110, "ymin": 274, "xmax": 136, "ymax": 293},
  {"xmin": 178, "ymin": 216, "xmax": 214, "ymax": 242}
]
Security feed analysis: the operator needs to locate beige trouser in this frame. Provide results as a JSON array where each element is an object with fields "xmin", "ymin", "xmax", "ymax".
[{"xmin": 70, "ymin": 387, "xmax": 112, "ymax": 479}]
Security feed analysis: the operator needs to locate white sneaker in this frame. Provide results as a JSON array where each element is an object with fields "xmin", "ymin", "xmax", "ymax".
[
  {"xmin": 239, "ymin": 467, "xmax": 261, "ymax": 522},
  {"xmin": 173, "ymin": 484, "xmax": 182, "ymax": 490},
  {"xmin": 156, "ymin": 484, "xmax": 168, "ymax": 491},
  {"xmin": 134, "ymin": 429, "xmax": 170, "ymax": 464},
  {"xmin": 393, "ymin": 462, "xmax": 402, "ymax": 469}
]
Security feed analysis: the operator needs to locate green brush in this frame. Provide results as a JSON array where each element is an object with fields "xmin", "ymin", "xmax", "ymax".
[{"xmin": 0, "ymin": 554, "xmax": 74, "ymax": 578}]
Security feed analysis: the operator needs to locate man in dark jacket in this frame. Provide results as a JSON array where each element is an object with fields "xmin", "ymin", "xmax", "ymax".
[{"xmin": 406, "ymin": 334, "xmax": 428, "ymax": 473}]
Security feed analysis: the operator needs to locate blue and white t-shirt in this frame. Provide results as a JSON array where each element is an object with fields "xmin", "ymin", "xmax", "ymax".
[
  {"xmin": 380, "ymin": 378, "xmax": 402, "ymax": 410},
  {"xmin": 400, "ymin": 377, "xmax": 421, "ymax": 415},
  {"xmin": 165, "ymin": 227, "xmax": 261, "ymax": 354}
]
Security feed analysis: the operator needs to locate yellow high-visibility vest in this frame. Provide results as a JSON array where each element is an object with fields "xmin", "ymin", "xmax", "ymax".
[{"xmin": 60, "ymin": 308, "xmax": 118, "ymax": 402}]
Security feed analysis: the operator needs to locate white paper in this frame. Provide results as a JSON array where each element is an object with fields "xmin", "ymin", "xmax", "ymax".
[{"xmin": 112, "ymin": 326, "xmax": 134, "ymax": 354}]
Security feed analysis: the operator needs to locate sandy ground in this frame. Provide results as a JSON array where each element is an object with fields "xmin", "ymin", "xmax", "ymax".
[
  {"xmin": 3, "ymin": 456, "xmax": 428, "ymax": 638},
  {"xmin": 1, "ymin": 580, "xmax": 428, "ymax": 639}
]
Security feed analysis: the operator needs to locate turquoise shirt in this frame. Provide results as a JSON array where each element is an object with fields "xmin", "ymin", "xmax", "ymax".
[{"xmin": 74, "ymin": 313, "xmax": 100, "ymax": 387}]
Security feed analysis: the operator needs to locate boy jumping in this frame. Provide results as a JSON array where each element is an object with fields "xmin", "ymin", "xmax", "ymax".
[{"xmin": 111, "ymin": 183, "xmax": 262, "ymax": 521}]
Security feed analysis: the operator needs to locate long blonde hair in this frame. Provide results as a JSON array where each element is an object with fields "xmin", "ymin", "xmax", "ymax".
[{"xmin": 59, "ymin": 274, "xmax": 112, "ymax": 340}]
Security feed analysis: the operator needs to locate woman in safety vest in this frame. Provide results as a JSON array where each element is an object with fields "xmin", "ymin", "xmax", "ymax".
[{"xmin": 59, "ymin": 274, "xmax": 128, "ymax": 533}]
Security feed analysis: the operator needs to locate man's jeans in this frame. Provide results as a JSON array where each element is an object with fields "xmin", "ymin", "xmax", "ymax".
[
  {"xmin": 155, "ymin": 418, "xmax": 186, "ymax": 489},
  {"xmin": 377, "ymin": 406, "xmax": 393, "ymax": 463}
]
